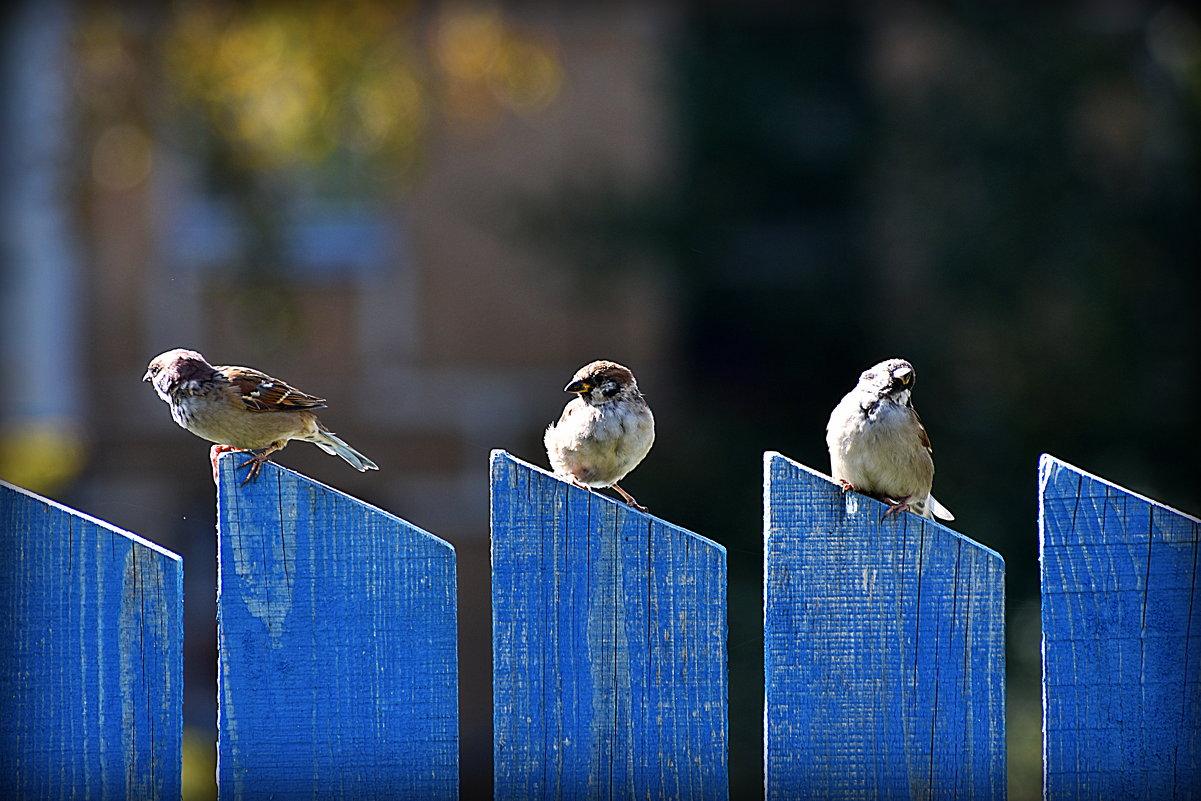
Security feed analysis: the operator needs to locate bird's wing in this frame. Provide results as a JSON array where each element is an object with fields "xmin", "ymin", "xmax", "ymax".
[
  {"xmin": 913, "ymin": 407, "xmax": 955, "ymax": 520},
  {"xmin": 911, "ymin": 407, "xmax": 934, "ymax": 455},
  {"xmin": 219, "ymin": 366, "xmax": 328, "ymax": 412}
]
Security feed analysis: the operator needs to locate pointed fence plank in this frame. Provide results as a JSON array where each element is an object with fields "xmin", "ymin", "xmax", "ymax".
[
  {"xmin": 763, "ymin": 452, "xmax": 1006, "ymax": 801},
  {"xmin": 0, "ymin": 480, "xmax": 183, "ymax": 800},
  {"xmin": 216, "ymin": 455, "xmax": 458, "ymax": 801},
  {"xmin": 1039, "ymin": 455, "xmax": 1201, "ymax": 799},
  {"xmin": 489, "ymin": 450, "xmax": 729, "ymax": 800}
]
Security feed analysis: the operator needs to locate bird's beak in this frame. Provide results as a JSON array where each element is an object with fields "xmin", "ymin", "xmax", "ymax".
[
  {"xmin": 565, "ymin": 380, "xmax": 590, "ymax": 394},
  {"xmin": 142, "ymin": 370, "xmax": 152, "ymax": 383}
]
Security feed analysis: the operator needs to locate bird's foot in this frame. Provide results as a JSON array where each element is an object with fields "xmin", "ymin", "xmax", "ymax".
[
  {"xmin": 612, "ymin": 483, "xmax": 649, "ymax": 513},
  {"xmin": 236, "ymin": 451, "xmax": 272, "ymax": 486},
  {"xmin": 567, "ymin": 477, "xmax": 599, "ymax": 499},
  {"xmin": 881, "ymin": 497, "xmax": 912, "ymax": 520},
  {"xmin": 838, "ymin": 479, "xmax": 855, "ymax": 492}
]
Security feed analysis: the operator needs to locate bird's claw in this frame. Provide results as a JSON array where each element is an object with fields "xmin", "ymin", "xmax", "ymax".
[
  {"xmin": 611, "ymin": 483, "xmax": 648, "ymax": 513},
  {"xmin": 566, "ymin": 477, "xmax": 650, "ymax": 513},
  {"xmin": 881, "ymin": 497, "xmax": 911, "ymax": 520},
  {"xmin": 236, "ymin": 452, "xmax": 270, "ymax": 486}
]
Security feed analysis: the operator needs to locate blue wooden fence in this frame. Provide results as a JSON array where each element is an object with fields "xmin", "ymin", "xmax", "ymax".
[
  {"xmin": 0, "ymin": 479, "xmax": 183, "ymax": 801},
  {"xmin": 3, "ymin": 450, "xmax": 1199, "ymax": 800},
  {"xmin": 489, "ymin": 450, "xmax": 729, "ymax": 800},
  {"xmin": 763, "ymin": 452, "xmax": 1007, "ymax": 801},
  {"xmin": 1039, "ymin": 454, "xmax": 1200, "ymax": 800},
  {"xmin": 214, "ymin": 454, "xmax": 459, "ymax": 800}
]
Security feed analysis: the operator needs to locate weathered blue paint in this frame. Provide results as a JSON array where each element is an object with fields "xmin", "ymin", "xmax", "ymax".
[
  {"xmin": 0, "ymin": 479, "xmax": 183, "ymax": 800},
  {"xmin": 215, "ymin": 455, "xmax": 458, "ymax": 800},
  {"xmin": 489, "ymin": 450, "xmax": 729, "ymax": 801},
  {"xmin": 1040, "ymin": 454, "xmax": 1201, "ymax": 800},
  {"xmin": 763, "ymin": 452, "xmax": 1006, "ymax": 801}
]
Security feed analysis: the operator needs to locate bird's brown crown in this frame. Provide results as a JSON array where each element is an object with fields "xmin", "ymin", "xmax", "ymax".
[
  {"xmin": 144, "ymin": 348, "xmax": 214, "ymax": 385},
  {"xmin": 574, "ymin": 360, "xmax": 635, "ymax": 386}
]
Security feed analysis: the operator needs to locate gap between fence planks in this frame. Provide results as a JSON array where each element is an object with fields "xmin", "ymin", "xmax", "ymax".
[
  {"xmin": 490, "ymin": 449, "xmax": 730, "ymax": 801},
  {"xmin": 763, "ymin": 451, "xmax": 1007, "ymax": 801},
  {"xmin": 1040, "ymin": 454, "xmax": 1201, "ymax": 800},
  {"xmin": 0, "ymin": 479, "xmax": 183, "ymax": 801},
  {"xmin": 215, "ymin": 453, "xmax": 459, "ymax": 801}
]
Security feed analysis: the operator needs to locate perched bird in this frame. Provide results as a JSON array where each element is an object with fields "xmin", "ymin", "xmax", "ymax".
[
  {"xmin": 544, "ymin": 360, "xmax": 655, "ymax": 511},
  {"xmin": 826, "ymin": 358, "xmax": 954, "ymax": 521},
  {"xmin": 144, "ymin": 348, "xmax": 378, "ymax": 484}
]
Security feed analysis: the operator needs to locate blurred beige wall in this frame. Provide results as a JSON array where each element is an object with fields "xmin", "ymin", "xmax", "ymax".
[{"xmin": 50, "ymin": 6, "xmax": 682, "ymax": 795}]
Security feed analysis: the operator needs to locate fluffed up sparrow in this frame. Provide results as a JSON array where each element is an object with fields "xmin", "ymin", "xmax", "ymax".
[
  {"xmin": 544, "ymin": 360, "xmax": 655, "ymax": 512},
  {"xmin": 826, "ymin": 358, "xmax": 954, "ymax": 521},
  {"xmin": 144, "ymin": 348, "xmax": 378, "ymax": 484}
]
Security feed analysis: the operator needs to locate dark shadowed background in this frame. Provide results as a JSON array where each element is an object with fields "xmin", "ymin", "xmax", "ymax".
[{"xmin": 2, "ymin": 1, "xmax": 1197, "ymax": 798}]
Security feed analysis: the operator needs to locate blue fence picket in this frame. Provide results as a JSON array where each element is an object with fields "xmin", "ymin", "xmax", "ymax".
[
  {"xmin": 489, "ymin": 450, "xmax": 728, "ymax": 800},
  {"xmin": 1039, "ymin": 454, "xmax": 1200, "ymax": 799},
  {"xmin": 215, "ymin": 454, "xmax": 458, "ymax": 800},
  {"xmin": 0, "ymin": 480, "xmax": 183, "ymax": 800},
  {"xmin": 763, "ymin": 452, "xmax": 1006, "ymax": 801}
]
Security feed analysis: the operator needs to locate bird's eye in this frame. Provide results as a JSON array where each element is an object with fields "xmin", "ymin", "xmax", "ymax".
[{"xmin": 149, "ymin": 365, "xmax": 159, "ymax": 375}]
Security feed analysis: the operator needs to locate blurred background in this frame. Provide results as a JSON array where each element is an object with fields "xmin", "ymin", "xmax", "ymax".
[{"xmin": 1, "ymin": 0, "xmax": 1198, "ymax": 798}]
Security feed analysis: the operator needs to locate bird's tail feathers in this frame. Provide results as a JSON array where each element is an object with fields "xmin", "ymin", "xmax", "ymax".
[
  {"xmin": 311, "ymin": 429, "xmax": 379, "ymax": 472},
  {"xmin": 929, "ymin": 495, "xmax": 955, "ymax": 521}
]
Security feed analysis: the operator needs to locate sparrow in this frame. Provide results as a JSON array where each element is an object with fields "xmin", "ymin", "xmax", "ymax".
[
  {"xmin": 544, "ymin": 360, "xmax": 655, "ymax": 512},
  {"xmin": 144, "ymin": 348, "xmax": 378, "ymax": 484},
  {"xmin": 826, "ymin": 358, "xmax": 954, "ymax": 521}
]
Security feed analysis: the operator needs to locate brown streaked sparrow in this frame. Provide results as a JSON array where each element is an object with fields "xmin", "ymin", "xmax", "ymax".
[
  {"xmin": 544, "ymin": 360, "xmax": 655, "ymax": 512},
  {"xmin": 826, "ymin": 358, "xmax": 955, "ymax": 521},
  {"xmin": 144, "ymin": 348, "xmax": 378, "ymax": 484}
]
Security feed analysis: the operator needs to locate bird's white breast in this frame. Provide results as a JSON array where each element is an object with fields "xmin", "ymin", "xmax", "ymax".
[
  {"xmin": 546, "ymin": 399, "xmax": 654, "ymax": 487},
  {"xmin": 827, "ymin": 395, "xmax": 932, "ymax": 501}
]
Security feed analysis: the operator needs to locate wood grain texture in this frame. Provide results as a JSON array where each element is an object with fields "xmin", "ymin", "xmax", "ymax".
[
  {"xmin": 489, "ymin": 450, "xmax": 728, "ymax": 801},
  {"xmin": 763, "ymin": 452, "xmax": 1005, "ymax": 801},
  {"xmin": 216, "ymin": 455, "xmax": 458, "ymax": 801},
  {"xmin": 0, "ymin": 479, "xmax": 183, "ymax": 800},
  {"xmin": 1039, "ymin": 454, "xmax": 1201, "ymax": 799}
]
